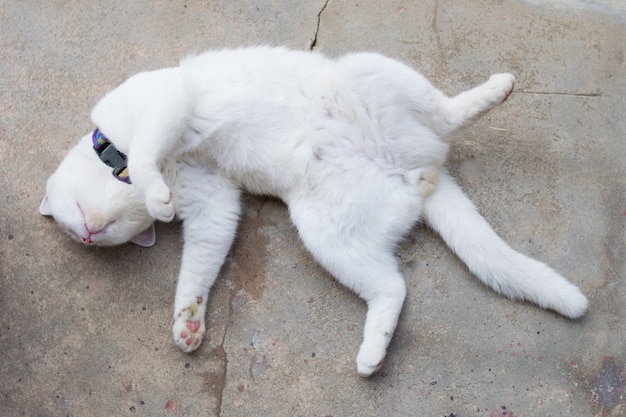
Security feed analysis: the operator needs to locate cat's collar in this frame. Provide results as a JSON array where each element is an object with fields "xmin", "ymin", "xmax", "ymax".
[{"xmin": 92, "ymin": 129, "xmax": 132, "ymax": 184}]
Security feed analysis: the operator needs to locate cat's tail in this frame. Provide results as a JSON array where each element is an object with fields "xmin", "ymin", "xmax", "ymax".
[{"xmin": 421, "ymin": 169, "xmax": 588, "ymax": 319}]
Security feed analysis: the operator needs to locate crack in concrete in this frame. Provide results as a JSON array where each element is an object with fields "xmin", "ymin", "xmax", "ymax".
[
  {"xmin": 214, "ymin": 199, "xmax": 268, "ymax": 416},
  {"xmin": 309, "ymin": 0, "xmax": 330, "ymax": 50},
  {"xmin": 214, "ymin": 266, "xmax": 238, "ymax": 417},
  {"xmin": 515, "ymin": 91, "xmax": 603, "ymax": 97},
  {"xmin": 431, "ymin": 0, "xmax": 448, "ymax": 73},
  {"xmin": 213, "ymin": 345, "xmax": 228, "ymax": 416}
]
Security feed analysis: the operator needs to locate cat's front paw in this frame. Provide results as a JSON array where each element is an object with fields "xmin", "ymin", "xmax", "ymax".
[
  {"xmin": 485, "ymin": 73, "xmax": 515, "ymax": 105},
  {"xmin": 145, "ymin": 182, "xmax": 175, "ymax": 223},
  {"xmin": 172, "ymin": 300, "xmax": 206, "ymax": 353}
]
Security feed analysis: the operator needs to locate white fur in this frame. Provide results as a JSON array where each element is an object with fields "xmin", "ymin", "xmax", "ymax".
[{"xmin": 41, "ymin": 46, "xmax": 588, "ymax": 377}]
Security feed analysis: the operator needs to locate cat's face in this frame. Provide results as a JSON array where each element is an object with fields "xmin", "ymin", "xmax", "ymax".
[{"xmin": 40, "ymin": 134, "xmax": 156, "ymax": 247}]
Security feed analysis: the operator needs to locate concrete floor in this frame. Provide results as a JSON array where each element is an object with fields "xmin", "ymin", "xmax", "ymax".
[{"xmin": 1, "ymin": 1, "xmax": 624, "ymax": 416}]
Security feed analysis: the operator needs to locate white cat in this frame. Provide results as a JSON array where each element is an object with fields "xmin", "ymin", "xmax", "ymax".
[{"xmin": 39, "ymin": 46, "xmax": 588, "ymax": 377}]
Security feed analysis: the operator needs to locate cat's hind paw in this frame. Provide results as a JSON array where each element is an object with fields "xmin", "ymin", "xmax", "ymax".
[
  {"xmin": 145, "ymin": 182, "xmax": 175, "ymax": 223},
  {"xmin": 484, "ymin": 73, "xmax": 515, "ymax": 105},
  {"xmin": 356, "ymin": 340, "xmax": 387, "ymax": 377},
  {"xmin": 172, "ymin": 301, "xmax": 206, "ymax": 353}
]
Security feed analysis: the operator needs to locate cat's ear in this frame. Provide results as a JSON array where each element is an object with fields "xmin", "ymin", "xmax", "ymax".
[
  {"xmin": 130, "ymin": 223, "xmax": 156, "ymax": 247},
  {"xmin": 39, "ymin": 195, "xmax": 53, "ymax": 216}
]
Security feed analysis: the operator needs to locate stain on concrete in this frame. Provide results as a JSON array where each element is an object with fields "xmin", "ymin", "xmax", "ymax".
[
  {"xmin": 586, "ymin": 356, "xmax": 625, "ymax": 415},
  {"xmin": 458, "ymin": 155, "xmax": 483, "ymax": 186},
  {"xmin": 602, "ymin": 189, "xmax": 625, "ymax": 288},
  {"xmin": 489, "ymin": 405, "xmax": 519, "ymax": 417},
  {"xmin": 206, "ymin": 196, "xmax": 273, "ymax": 415},
  {"xmin": 231, "ymin": 196, "xmax": 271, "ymax": 301}
]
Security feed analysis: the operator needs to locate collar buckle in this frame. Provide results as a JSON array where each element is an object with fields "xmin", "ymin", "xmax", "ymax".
[{"xmin": 92, "ymin": 129, "xmax": 132, "ymax": 184}]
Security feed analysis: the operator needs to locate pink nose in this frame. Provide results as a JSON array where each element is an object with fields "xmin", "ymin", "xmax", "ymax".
[{"xmin": 81, "ymin": 236, "xmax": 93, "ymax": 245}]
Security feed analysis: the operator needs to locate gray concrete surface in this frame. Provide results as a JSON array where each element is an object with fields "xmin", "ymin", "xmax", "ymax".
[{"xmin": 1, "ymin": 1, "xmax": 624, "ymax": 416}]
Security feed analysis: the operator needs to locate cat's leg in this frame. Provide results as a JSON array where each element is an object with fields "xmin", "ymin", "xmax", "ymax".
[
  {"xmin": 289, "ymin": 205, "xmax": 407, "ymax": 376},
  {"xmin": 435, "ymin": 73, "xmax": 515, "ymax": 137},
  {"xmin": 287, "ymin": 172, "xmax": 422, "ymax": 376},
  {"xmin": 336, "ymin": 53, "xmax": 514, "ymax": 140},
  {"xmin": 355, "ymin": 269, "xmax": 407, "ymax": 377},
  {"xmin": 171, "ymin": 170, "xmax": 241, "ymax": 352},
  {"xmin": 93, "ymin": 69, "xmax": 192, "ymax": 223},
  {"xmin": 127, "ymin": 92, "xmax": 190, "ymax": 223},
  {"xmin": 128, "ymin": 127, "xmax": 179, "ymax": 223}
]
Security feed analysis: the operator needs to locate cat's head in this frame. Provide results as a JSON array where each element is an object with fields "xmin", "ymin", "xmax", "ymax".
[{"xmin": 40, "ymin": 133, "xmax": 156, "ymax": 247}]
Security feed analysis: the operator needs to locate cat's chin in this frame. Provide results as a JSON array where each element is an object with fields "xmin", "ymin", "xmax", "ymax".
[
  {"xmin": 65, "ymin": 223, "xmax": 156, "ymax": 248},
  {"xmin": 68, "ymin": 232, "xmax": 122, "ymax": 247}
]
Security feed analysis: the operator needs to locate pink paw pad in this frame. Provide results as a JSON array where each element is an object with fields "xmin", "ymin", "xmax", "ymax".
[
  {"xmin": 186, "ymin": 320, "xmax": 201, "ymax": 332},
  {"xmin": 173, "ymin": 303, "xmax": 205, "ymax": 352}
]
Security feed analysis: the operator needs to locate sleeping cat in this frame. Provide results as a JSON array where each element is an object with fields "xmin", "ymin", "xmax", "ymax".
[{"xmin": 39, "ymin": 46, "xmax": 588, "ymax": 377}]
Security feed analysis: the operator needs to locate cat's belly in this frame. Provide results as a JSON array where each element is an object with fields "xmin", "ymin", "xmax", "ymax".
[
  {"xmin": 216, "ymin": 160, "xmax": 300, "ymax": 197},
  {"xmin": 193, "ymin": 128, "xmax": 311, "ymax": 198}
]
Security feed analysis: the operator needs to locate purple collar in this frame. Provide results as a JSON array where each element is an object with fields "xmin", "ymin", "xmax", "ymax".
[{"xmin": 92, "ymin": 129, "xmax": 131, "ymax": 184}]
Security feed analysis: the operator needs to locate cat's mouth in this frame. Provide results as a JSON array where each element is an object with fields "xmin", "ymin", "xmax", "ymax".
[
  {"xmin": 80, "ymin": 234, "xmax": 99, "ymax": 245},
  {"xmin": 70, "ymin": 223, "xmax": 115, "ymax": 246},
  {"xmin": 75, "ymin": 203, "xmax": 116, "ymax": 245}
]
